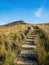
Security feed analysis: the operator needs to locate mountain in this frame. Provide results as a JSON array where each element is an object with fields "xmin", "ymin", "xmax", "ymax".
[{"xmin": 0, "ymin": 20, "xmax": 26, "ymax": 27}]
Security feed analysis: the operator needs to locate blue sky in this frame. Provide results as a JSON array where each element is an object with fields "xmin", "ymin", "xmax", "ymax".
[{"xmin": 0, "ymin": 0, "xmax": 49, "ymax": 25}]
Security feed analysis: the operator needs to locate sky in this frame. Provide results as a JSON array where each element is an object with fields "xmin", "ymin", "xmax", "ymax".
[{"xmin": 0, "ymin": 0, "xmax": 49, "ymax": 25}]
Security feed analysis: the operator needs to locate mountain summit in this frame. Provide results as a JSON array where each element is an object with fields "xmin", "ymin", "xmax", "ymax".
[{"xmin": 1, "ymin": 20, "xmax": 26, "ymax": 26}]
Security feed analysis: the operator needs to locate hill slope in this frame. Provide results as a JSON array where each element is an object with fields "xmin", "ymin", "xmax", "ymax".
[
  {"xmin": 0, "ymin": 22, "xmax": 32, "ymax": 65},
  {"xmin": 0, "ymin": 21, "xmax": 49, "ymax": 65},
  {"xmin": 37, "ymin": 23, "xmax": 49, "ymax": 38}
]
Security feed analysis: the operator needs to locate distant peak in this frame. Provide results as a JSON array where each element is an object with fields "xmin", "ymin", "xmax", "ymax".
[{"xmin": 1, "ymin": 20, "xmax": 27, "ymax": 26}]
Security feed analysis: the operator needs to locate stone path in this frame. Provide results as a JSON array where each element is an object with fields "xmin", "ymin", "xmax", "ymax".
[{"xmin": 14, "ymin": 27, "xmax": 38, "ymax": 65}]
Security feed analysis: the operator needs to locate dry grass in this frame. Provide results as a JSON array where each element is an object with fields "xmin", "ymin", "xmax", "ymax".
[
  {"xmin": 0, "ymin": 24, "xmax": 33, "ymax": 65},
  {"xmin": 37, "ymin": 24, "xmax": 49, "ymax": 38},
  {"xmin": 36, "ymin": 27, "xmax": 49, "ymax": 65},
  {"xmin": 0, "ymin": 23, "xmax": 49, "ymax": 65}
]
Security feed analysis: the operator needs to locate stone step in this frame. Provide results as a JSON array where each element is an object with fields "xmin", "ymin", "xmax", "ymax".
[
  {"xmin": 25, "ymin": 41, "xmax": 35, "ymax": 45},
  {"xmin": 26, "ymin": 39, "xmax": 36, "ymax": 41},
  {"xmin": 26, "ymin": 38, "xmax": 35, "ymax": 41},
  {"xmin": 28, "ymin": 36, "xmax": 37, "ymax": 38},
  {"xmin": 22, "ymin": 48, "xmax": 36, "ymax": 50},
  {"xmin": 27, "ymin": 36, "xmax": 37, "ymax": 39},
  {"xmin": 34, "ymin": 29, "xmax": 39, "ymax": 31},
  {"xmin": 19, "ymin": 50, "xmax": 36, "ymax": 56},
  {"xmin": 18, "ymin": 50, "xmax": 37, "ymax": 60},
  {"xmin": 22, "ymin": 44, "xmax": 36, "ymax": 49},
  {"xmin": 31, "ymin": 31, "xmax": 37, "ymax": 35},
  {"xmin": 27, "ymin": 37, "xmax": 36, "ymax": 39},
  {"xmin": 26, "ymin": 40, "xmax": 35, "ymax": 42},
  {"xmin": 18, "ymin": 54, "xmax": 37, "ymax": 60},
  {"xmin": 16, "ymin": 60, "xmax": 37, "ymax": 65},
  {"xmin": 20, "ymin": 50, "xmax": 36, "ymax": 53},
  {"xmin": 20, "ymin": 50, "xmax": 36, "ymax": 54},
  {"xmin": 29, "ymin": 35, "xmax": 38, "ymax": 37}
]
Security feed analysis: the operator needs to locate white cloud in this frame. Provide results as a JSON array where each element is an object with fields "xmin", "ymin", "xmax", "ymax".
[{"xmin": 34, "ymin": 8, "xmax": 43, "ymax": 18}]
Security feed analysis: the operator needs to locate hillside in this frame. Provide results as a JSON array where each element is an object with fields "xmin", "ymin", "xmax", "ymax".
[
  {"xmin": 0, "ymin": 21, "xmax": 33, "ymax": 65},
  {"xmin": 0, "ymin": 21, "xmax": 49, "ymax": 65},
  {"xmin": 37, "ymin": 23, "xmax": 49, "ymax": 38}
]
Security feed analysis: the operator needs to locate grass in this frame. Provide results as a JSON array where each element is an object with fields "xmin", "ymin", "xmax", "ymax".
[
  {"xmin": 36, "ymin": 27, "xmax": 49, "ymax": 65},
  {"xmin": 37, "ymin": 24, "xmax": 49, "ymax": 38},
  {"xmin": 0, "ymin": 23, "xmax": 49, "ymax": 65},
  {"xmin": 0, "ymin": 24, "xmax": 33, "ymax": 65}
]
